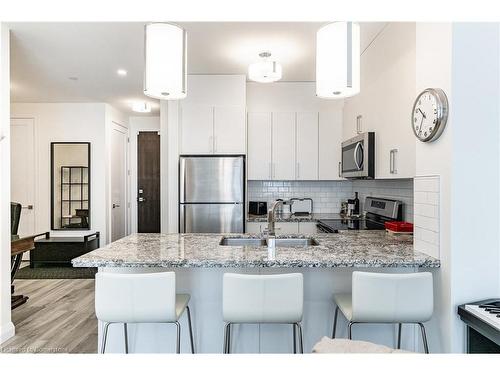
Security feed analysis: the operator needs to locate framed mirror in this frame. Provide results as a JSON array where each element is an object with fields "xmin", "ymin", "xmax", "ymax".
[{"xmin": 51, "ymin": 142, "xmax": 91, "ymax": 230}]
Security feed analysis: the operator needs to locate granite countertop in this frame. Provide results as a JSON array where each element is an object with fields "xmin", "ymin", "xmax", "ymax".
[
  {"xmin": 247, "ymin": 213, "xmax": 345, "ymax": 222},
  {"xmin": 72, "ymin": 232, "xmax": 440, "ymax": 269}
]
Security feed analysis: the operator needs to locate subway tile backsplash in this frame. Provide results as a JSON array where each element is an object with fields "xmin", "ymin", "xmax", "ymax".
[{"xmin": 248, "ymin": 179, "xmax": 414, "ymax": 221}]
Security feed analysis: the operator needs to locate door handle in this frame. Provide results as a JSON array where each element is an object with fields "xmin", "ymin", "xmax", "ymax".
[
  {"xmin": 22, "ymin": 205, "xmax": 34, "ymax": 210},
  {"xmin": 390, "ymin": 149, "xmax": 398, "ymax": 174},
  {"xmin": 112, "ymin": 204, "xmax": 121, "ymax": 209},
  {"xmin": 356, "ymin": 115, "xmax": 362, "ymax": 134},
  {"xmin": 354, "ymin": 142, "xmax": 362, "ymax": 170},
  {"xmin": 138, "ymin": 197, "xmax": 146, "ymax": 202}
]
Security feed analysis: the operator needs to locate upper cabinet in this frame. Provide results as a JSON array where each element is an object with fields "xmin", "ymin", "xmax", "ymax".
[
  {"xmin": 180, "ymin": 75, "xmax": 246, "ymax": 155},
  {"xmin": 247, "ymin": 110, "xmax": 343, "ymax": 181},
  {"xmin": 342, "ymin": 23, "xmax": 416, "ymax": 179},
  {"xmin": 296, "ymin": 112, "xmax": 319, "ymax": 180},
  {"xmin": 272, "ymin": 112, "xmax": 296, "ymax": 180},
  {"xmin": 247, "ymin": 112, "xmax": 272, "ymax": 180}
]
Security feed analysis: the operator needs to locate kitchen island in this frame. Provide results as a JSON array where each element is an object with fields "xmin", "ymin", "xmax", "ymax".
[{"xmin": 73, "ymin": 232, "xmax": 439, "ymax": 353}]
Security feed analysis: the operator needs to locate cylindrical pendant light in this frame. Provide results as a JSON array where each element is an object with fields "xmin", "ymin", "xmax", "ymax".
[
  {"xmin": 144, "ymin": 22, "xmax": 187, "ymax": 100},
  {"xmin": 316, "ymin": 22, "xmax": 360, "ymax": 99}
]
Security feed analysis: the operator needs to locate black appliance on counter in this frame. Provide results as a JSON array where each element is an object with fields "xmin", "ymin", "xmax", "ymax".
[
  {"xmin": 249, "ymin": 201, "xmax": 267, "ymax": 216},
  {"xmin": 317, "ymin": 196, "xmax": 402, "ymax": 233},
  {"xmin": 458, "ymin": 299, "xmax": 500, "ymax": 353}
]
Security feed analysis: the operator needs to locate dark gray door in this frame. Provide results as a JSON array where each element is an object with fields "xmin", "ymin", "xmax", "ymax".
[{"xmin": 137, "ymin": 131, "xmax": 160, "ymax": 233}]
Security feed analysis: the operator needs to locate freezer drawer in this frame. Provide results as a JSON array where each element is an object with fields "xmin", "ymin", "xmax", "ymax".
[
  {"xmin": 180, "ymin": 203, "xmax": 244, "ymax": 233},
  {"xmin": 179, "ymin": 156, "xmax": 244, "ymax": 203}
]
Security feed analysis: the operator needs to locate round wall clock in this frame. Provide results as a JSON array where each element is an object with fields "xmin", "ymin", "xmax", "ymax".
[{"xmin": 411, "ymin": 88, "xmax": 449, "ymax": 142}]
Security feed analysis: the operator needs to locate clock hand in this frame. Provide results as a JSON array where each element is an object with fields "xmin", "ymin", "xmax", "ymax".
[
  {"xmin": 418, "ymin": 116, "xmax": 424, "ymax": 135},
  {"xmin": 418, "ymin": 108, "xmax": 427, "ymax": 119}
]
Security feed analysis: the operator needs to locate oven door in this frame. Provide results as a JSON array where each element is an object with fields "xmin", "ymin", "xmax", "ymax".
[{"xmin": 341, "ymin": 132, "xmax": 374, "ymax": 179}]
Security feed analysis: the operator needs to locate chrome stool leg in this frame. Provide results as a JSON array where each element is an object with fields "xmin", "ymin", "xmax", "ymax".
[
  {"xmin": 397, "ymin": 323, "xmax": 402, "ymax": 349},
  {"xmin": 347, "ymin": 321, "xmax": 354, "ymax": 339},
  {"xmin": 293, "ymin": 324, "xmax": 297, "ymax": 354},
  {"xmin": 332, "ymin": 306, "xmax": 339, "ymax": 338},
  {"xmin": 296, "ymin": 323, "xmax": 304, "ymax": 353},
  {"xmin": 124, "ymin": 323, "xmax": 129, "ymax": 354},
  {"xmin": 101, "ymin": 322, "xmax": 110, "ymax": 354},
  {"xmin": 186, "ymin": 306, "xmax": 195, "ymax": 354},
  {"xmin": 418, "ymin": 323, "xmax": 429, "ymax": 354},
  {"xmin": 175, "ymin": 321, "xmax": 181, "ymax": 354}
]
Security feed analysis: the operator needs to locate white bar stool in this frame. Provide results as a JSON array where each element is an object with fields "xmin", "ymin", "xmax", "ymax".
[
  {"xmin": 331, "ymin": 271, "xmax": 433, "ymax": 353},
  {"xmin": 95, "ymin": 271, "xmax": 195, "ymax": 354},
  {"xmin": 223, "ymin": 273, "xmax": 304, "ymax": 353}
]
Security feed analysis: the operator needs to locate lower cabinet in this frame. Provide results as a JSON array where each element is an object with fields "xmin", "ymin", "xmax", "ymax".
[{"xmin": 246, "ymin": 221, "xmax": 317, "ymax": 234}]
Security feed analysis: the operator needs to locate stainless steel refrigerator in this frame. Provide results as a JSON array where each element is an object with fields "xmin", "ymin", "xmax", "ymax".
[{"xmin": 179, "ymin": 155, "xmax": 245, "ymax": 233}]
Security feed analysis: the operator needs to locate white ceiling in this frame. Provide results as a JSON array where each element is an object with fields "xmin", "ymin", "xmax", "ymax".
[{"xmin": 9, "ymin": 22, "xmax": 387, "ymax": 116}]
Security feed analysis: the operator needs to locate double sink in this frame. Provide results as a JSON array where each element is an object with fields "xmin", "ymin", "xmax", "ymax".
[{"xmin": 219, "ymin": 236, "xmax": 319, "ymax": 248}]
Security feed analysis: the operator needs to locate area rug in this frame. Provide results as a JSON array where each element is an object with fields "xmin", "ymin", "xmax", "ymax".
[{"xmin": 15, "ymin": 266, "xmax": 97, "ymax": 279}]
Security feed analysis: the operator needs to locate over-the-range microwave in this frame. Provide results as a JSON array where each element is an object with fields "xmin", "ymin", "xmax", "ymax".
[{"xmin": 341, "ymin": 132, "xmax": 375, "ymax": 179}]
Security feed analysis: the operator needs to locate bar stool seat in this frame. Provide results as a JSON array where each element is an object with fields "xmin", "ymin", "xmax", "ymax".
[
  {"xmin": 223, "ymin": 273, "xmax": 304, "ymax": 353},
  {"xmin": 332, "ymin": 271, "xmax": 433, "ymax": 353},
  {"xmin": 332, "ymin": 293, "xmax": 352, "ymax": 320},
  {"xmin": 95, "ymin": 272, "xmax": 195, "ymax": 354}
]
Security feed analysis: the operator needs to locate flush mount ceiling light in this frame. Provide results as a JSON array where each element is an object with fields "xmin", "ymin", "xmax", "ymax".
[
  {"xmin": 144, "ymin": 22, "xmax": 187, "ymax": 100},
  {"xmin": 248, "ymin": 52, "xmax": 282, "ymax": 83},
  {"xmin": 316, "ymin": 22, "xmax": 360, "ymax": 99},
  {"xmin": 131, "ymin": 102, "xmax": 152, "ymax": 113}
]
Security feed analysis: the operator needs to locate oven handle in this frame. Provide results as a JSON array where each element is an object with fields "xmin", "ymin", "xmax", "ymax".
[{"xmin": 354, "ymin": 142, "xmax": 362, "ymax": 170}]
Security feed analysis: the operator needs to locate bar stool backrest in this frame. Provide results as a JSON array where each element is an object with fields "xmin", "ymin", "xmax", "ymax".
[
  {"xmin": 223, "ymin": 273, "xmax": 303, "ymax": 324},
  {"xmin": 95, "ymin": 272, "xmax": 176, "ymax": 323},
  {"xmin": 352, "ymin": 271, "xmax": 433, "ymax": 323}
]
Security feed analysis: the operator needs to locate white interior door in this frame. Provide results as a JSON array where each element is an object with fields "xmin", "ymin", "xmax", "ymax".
[
  {"xmin": 272, "ymin": 112, "xmax": 296, "ymax": 180},
  {"xmin": 296, "ymin": 112, "xmax": 319, "ymax": 180},
  {"xmin": 10, "ymin": 118, "xmax": 35, "ymax": 239},
  {"xmin": 247, "ymin": 112, "xmax": 272, "ymax": 180},
  {"xmin": 111, "ymin": 123, "xmax": 128, "ymax": 242}
]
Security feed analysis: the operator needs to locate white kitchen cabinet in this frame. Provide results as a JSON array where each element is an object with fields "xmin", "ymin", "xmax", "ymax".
[
  {"xmin": 272, "ymin": 112, "xmax": 296, "ymax": 180},
  {"xmin": 342, "ymin": 23, "xmax": 416, "ymax": 179},
  {"xmin": 214, "ymin": 106, "xmax": 246, "ymax": 154},
  {"xmin": 247, "ymin": 112, "xmax": 272, "ymax": 180},
  {"xmin": 180, "ymin": 104, "xmax": 214, "ymax": 154},
  {"xmin": 296, "ymin": 112, "xmax": 319, "ymax": 180},
  {"xmin": 298, "ymin": 221, "xmax": 318, "ymax": 234},
  {"xmin": 319, "ymin": 111, "xmax": 344, "ymax": 180}
]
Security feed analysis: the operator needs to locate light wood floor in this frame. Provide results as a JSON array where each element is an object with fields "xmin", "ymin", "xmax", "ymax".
[{"xmin": 0, "ymin": 279, "xmax": 97, "ymax": 353}]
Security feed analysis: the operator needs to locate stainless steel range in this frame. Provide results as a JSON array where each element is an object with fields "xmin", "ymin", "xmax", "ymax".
[{"xmin": 317, "ymin": 197, "xmax": 402, "ymax": 233}]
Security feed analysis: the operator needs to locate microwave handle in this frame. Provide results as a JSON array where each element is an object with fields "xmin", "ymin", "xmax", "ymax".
[{"xmin": 354, "ymin": 142, "xmax": 362, "ymax": 170}]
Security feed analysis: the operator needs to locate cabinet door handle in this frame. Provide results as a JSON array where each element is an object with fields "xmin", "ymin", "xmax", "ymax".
[
  {"xmin": 338, "ymin": 161, "xmax": 342, "ymax": 177},
  {"xmin": 390, "ymin": 149, "xmax": 398, "ymax": 174},
  {"xmin": 356, "ymin": 115, "xmax": 362, "ymax": 134}
]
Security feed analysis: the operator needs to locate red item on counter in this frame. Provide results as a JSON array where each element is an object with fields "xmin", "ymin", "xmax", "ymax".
[{"xmin": 384, "ymin": 221, "xmax": 414, "ymax": 233}]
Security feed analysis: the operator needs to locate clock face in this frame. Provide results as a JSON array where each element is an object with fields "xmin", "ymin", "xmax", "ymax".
[{"xmin": 412, "ymin": 88, "xmax": 448, "ymax": 142}]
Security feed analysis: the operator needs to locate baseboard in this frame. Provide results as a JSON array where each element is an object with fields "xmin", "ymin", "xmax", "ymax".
[{"xmin": 0, "ymin": 321, "xmax": 15, "ymax": 344}]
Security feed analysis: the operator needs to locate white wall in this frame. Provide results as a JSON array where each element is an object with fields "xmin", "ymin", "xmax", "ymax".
[
  {"xmin": 247, "ymin": 82, "xmax": 343, "ymax": 113},
  {"xmin": 416, "ymin": 23, "xmax": 500, "ymax": 353},
  {"xmin": 10, "ymin": 103, "xmax": 127, "ymax": 245},
  {"xmin": 415, "ymin": 23, "xmax": 453, "ymax": 354},
  {"xmin": 0, "ymin": 24, "xmax": 14, "ymax": 344},
  {"xmin": 129, "ymin": 116, "xmax": 160, "ymax": 233},
  {"xmin": 449, "ymin": 23, "xmax": 500, "ymax": 352}
]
